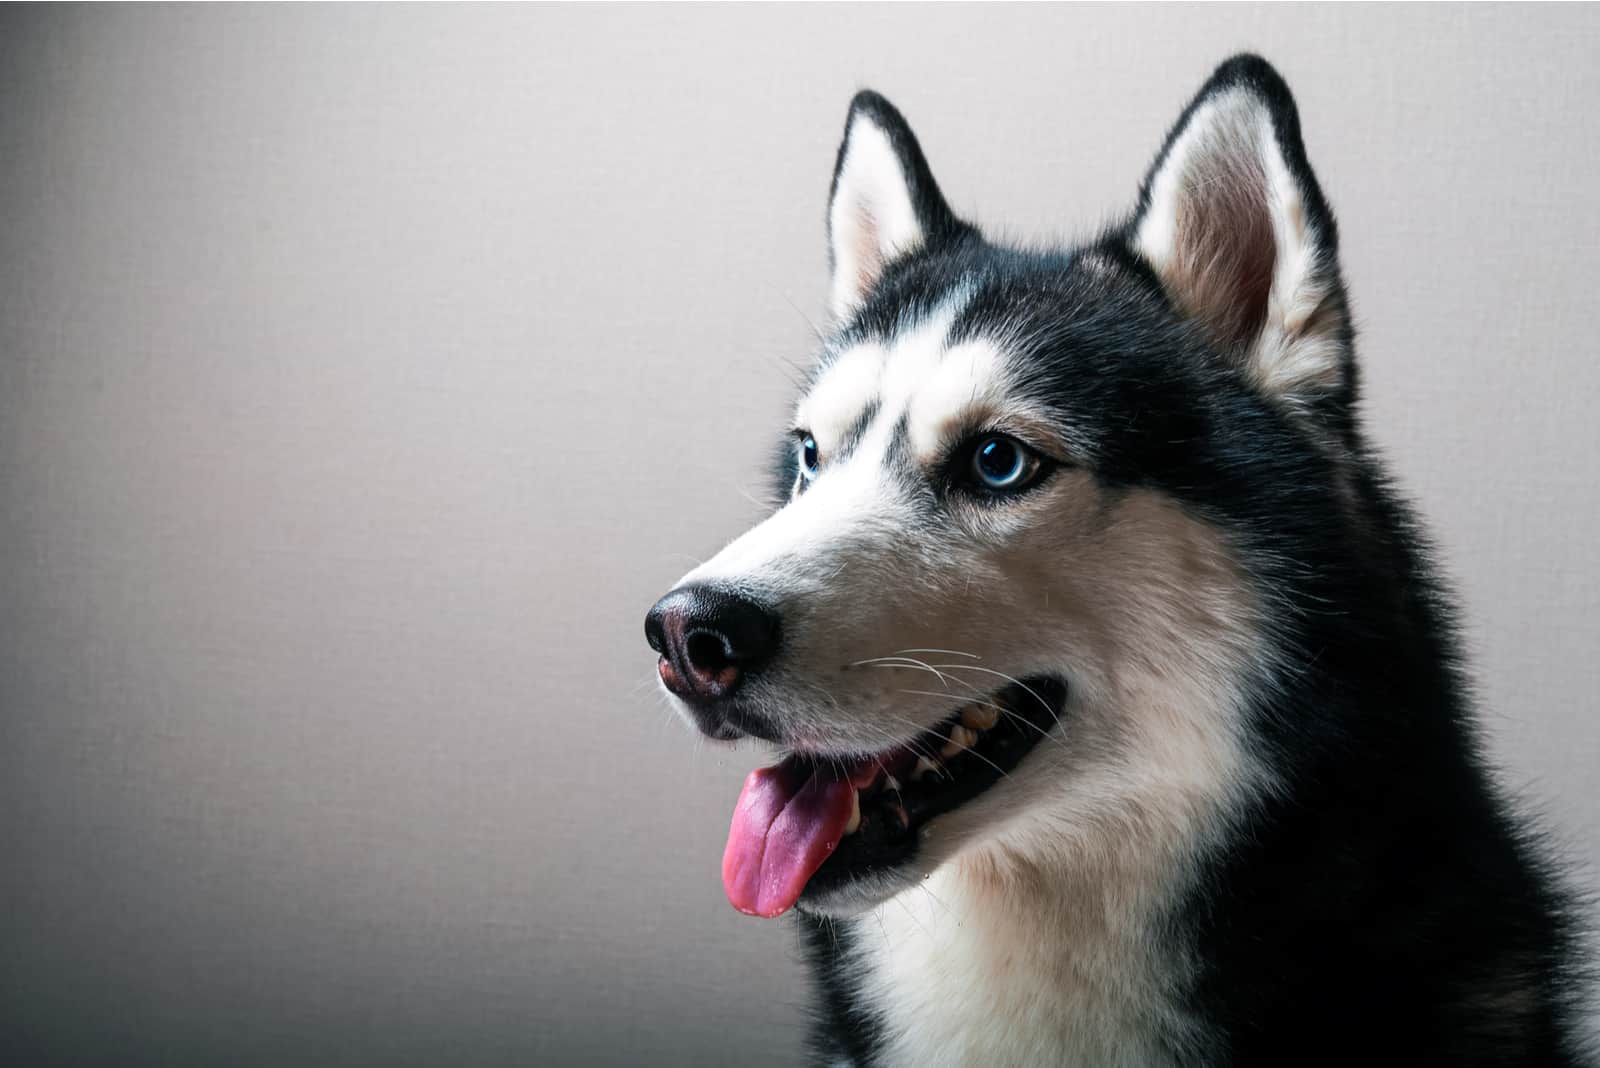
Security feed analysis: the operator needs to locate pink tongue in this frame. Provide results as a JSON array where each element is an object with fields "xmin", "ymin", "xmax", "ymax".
[{"xmin": 722, "ymin": 759, "xmax": 857, "ymax": 918}]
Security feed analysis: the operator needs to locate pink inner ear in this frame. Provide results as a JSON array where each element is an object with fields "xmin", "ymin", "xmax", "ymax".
[
  {"xmin": 1172, "ymin": 140, "xmax": 1276, "ymax": 353},
  {"xmin": 849, "ymin": 205, "xmax": 884, "ymax": 304}
]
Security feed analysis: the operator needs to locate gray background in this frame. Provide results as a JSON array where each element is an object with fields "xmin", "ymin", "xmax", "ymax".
[{"xmin": 3, "ymin": 5, "xmax": 1597, "ymax": 1065}]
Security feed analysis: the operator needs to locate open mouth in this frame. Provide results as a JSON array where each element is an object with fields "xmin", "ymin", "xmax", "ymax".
[{"xmin": 721, "ymin": 676, "xmax": 1068, "ymax": 917}]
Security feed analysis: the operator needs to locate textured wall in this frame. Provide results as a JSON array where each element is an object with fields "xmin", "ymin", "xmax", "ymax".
[{"xmin": 2, "ymin": 6, "xmax": 1596, "ymax": 1064}]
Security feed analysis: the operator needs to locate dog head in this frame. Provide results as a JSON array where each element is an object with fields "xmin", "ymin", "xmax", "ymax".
[{"xmin": 647, "ymin": 56, "xmax": 1355, "ymax": 918}]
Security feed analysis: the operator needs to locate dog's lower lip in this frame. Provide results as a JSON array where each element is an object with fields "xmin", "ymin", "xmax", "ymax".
[{"xmin": 683, "ymin": 703, "xmax": 783, "ymax": 744}]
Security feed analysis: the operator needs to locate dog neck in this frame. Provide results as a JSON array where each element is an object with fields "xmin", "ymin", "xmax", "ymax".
[{"xmin": 838, "ymin": 836, "xmax": 1207, "ymax": 1067}]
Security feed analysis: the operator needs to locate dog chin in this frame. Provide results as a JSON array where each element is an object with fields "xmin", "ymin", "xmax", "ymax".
[{"xmin": 796, "ymin": 864, "xmax": 924, "ymax": 917}]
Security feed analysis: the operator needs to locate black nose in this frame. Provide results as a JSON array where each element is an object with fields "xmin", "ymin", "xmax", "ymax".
[{"xmin": 645, "ymin": 584, "xmax": 781, "ymax": 708}]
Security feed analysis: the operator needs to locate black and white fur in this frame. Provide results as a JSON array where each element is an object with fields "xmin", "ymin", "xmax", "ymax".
[{"xmin": 652, "ymin": 56, "xmax": 1591, "ymax": 1065}]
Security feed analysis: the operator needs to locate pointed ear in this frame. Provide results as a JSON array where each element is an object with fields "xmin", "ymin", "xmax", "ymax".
[
  {"xmin": 1133, "ymin": 56, "xmax": 1351, "ymax": 412},
  {"xmin": 827, "ymin": 91, "xmax": 971, "ymax": 321}
]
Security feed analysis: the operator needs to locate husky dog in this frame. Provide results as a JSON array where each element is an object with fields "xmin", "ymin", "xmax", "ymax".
[{"xmin": 644, "ymin": 56, "xmax": 1588, "ymax": 1065}]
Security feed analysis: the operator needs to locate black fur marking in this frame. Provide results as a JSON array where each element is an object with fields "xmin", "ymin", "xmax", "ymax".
[
  {"xmin": 769, "ymin": 432, "xmax": 800, "ymax": 504},
  {"xmin": 836, "ymin": 399, "xmax": 882, "ymax": 462},
  {"xmin": 799, "ymin": 916, "xmax": 886, "ymax": 1066},
  {"xmin": 767, "ymin": 56, "xmax": 1592, "ymax": 1066}
]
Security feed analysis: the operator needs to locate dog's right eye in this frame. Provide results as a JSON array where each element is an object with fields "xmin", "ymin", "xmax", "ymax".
[
  {"xmin": 949, "ymin": 433, "xmax": 1054, "ymax": 499},
  {"xmin": 799, "ymin": 434, "xmax": 820, "ymax": 477}
]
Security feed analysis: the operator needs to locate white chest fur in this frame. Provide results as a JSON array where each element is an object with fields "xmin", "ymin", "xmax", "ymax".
[{"xmin": 842, "ymin": 857, "xmax": 1203, "ymax": 1067}]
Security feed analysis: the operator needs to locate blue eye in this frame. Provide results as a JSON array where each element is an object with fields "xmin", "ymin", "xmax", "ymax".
[
  {"xmin": 970, "ymin": 435, "xmax": 1039, "ymax": 492},
  {"xmin": 800, "ymin": 434, "xmax": 820, "ymax": 476}
]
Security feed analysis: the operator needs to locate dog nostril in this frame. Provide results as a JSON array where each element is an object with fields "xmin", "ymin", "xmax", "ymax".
[
  {"xmin": 645, "ymin": 584, "xmax": 781, "ymax": 710},
  {"xmin": 686, "ymin": 631, "xmax": 732, "ymax": 674}
]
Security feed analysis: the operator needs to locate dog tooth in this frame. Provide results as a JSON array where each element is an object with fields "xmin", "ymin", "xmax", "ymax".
[
  {"xmin": 843, "ymin": 790, "xmax": 861, "ymax": 835},
  {"xmin": 913, "ymin": 756, "xmax": 942, "ymax": 781},
  {"xmin": 940, "ymin": 724, "xmax": 977, "ymax": 758},
  {"xmin": 960, "ymin": 703, "xmax": 1001, "ymax": 731}
]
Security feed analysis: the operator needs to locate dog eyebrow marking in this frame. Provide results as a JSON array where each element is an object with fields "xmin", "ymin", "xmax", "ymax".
[
  {"xmin": 798, "ymin": 285, "xmax": 976, "ymax": 467},
  {"xmin": 796, "ymin": 342, "xmax": 884, "ymax": 454},
  {"xmin": 886, "ymin": 412, "xmax": 914, "ymax": 472},
  {"xmin": 878, "ymin": 291, "xmax": 971, "ymax": 420},
  {"xmin": 905, "ymin": 338, "xmax": 1013, "ymax": 463},
  {"xmin": 835, "ymin": 399, "xmax": 882, "ymax": 460}
]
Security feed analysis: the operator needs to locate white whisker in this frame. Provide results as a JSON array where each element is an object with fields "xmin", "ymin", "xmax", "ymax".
[
  {"xmin": 918, "ymin": 881, "xmax": 965, "ymax": 929},
  {"xmin": 895, "ymin": 687, "xmax": 1065, "ymax": 750},
  {"xmin": 927, "ymin": 664, "xmax": 1065, "ymax": 737},
  {"xmin": 891, "ymin": 896, "xmax": 936, "ymax": 943},
  {"xmin": 879, "ymin": 712, "xmax": 1012, "ymax": 782},
  {"xmin": 846, "ymin": 656, "xmax": 956, "ymax": 688},
  {"xmin": 895, "ymin": 687, "xmax": 987, "ymax": 706}
]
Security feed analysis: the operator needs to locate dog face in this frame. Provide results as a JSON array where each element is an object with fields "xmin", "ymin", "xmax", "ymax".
[{"xmin": 648, "ymin": 59, "xmax": 1355, "ymax": 918}]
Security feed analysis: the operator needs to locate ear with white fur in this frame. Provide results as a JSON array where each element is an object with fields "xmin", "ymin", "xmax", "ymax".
[
  {"xmin": 1133, "ymin": 56, "xmax": 1352, "ymax": 413},
  {"xmin": 827, "ymin": 91, "xmax": 972, "ymax": 321}
]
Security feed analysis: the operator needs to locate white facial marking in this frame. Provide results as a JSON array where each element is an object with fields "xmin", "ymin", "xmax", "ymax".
[
  {"xmin": 797, "ymin": 343, "xmax": 886, "ymax": 451},
  {"xmin": 793, "ymin": 293, "xmax": 977, "ymax": 468},
  {"xmin": 904, "ymin": 339, "xmax": 1007, "ymax": 460},
  {"xmin": 875, "ymin": 298, "xmax": 968, "ymax": 420}
]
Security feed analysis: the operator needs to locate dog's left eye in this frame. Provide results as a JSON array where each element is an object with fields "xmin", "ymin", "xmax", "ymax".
[
  {"xmin": 799, "ymin": 434, "xmax": 820, "ymax": 477},
  {"xmin": 960, "ymin": 435, "xmax": 1047, "ymax": 495}
]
